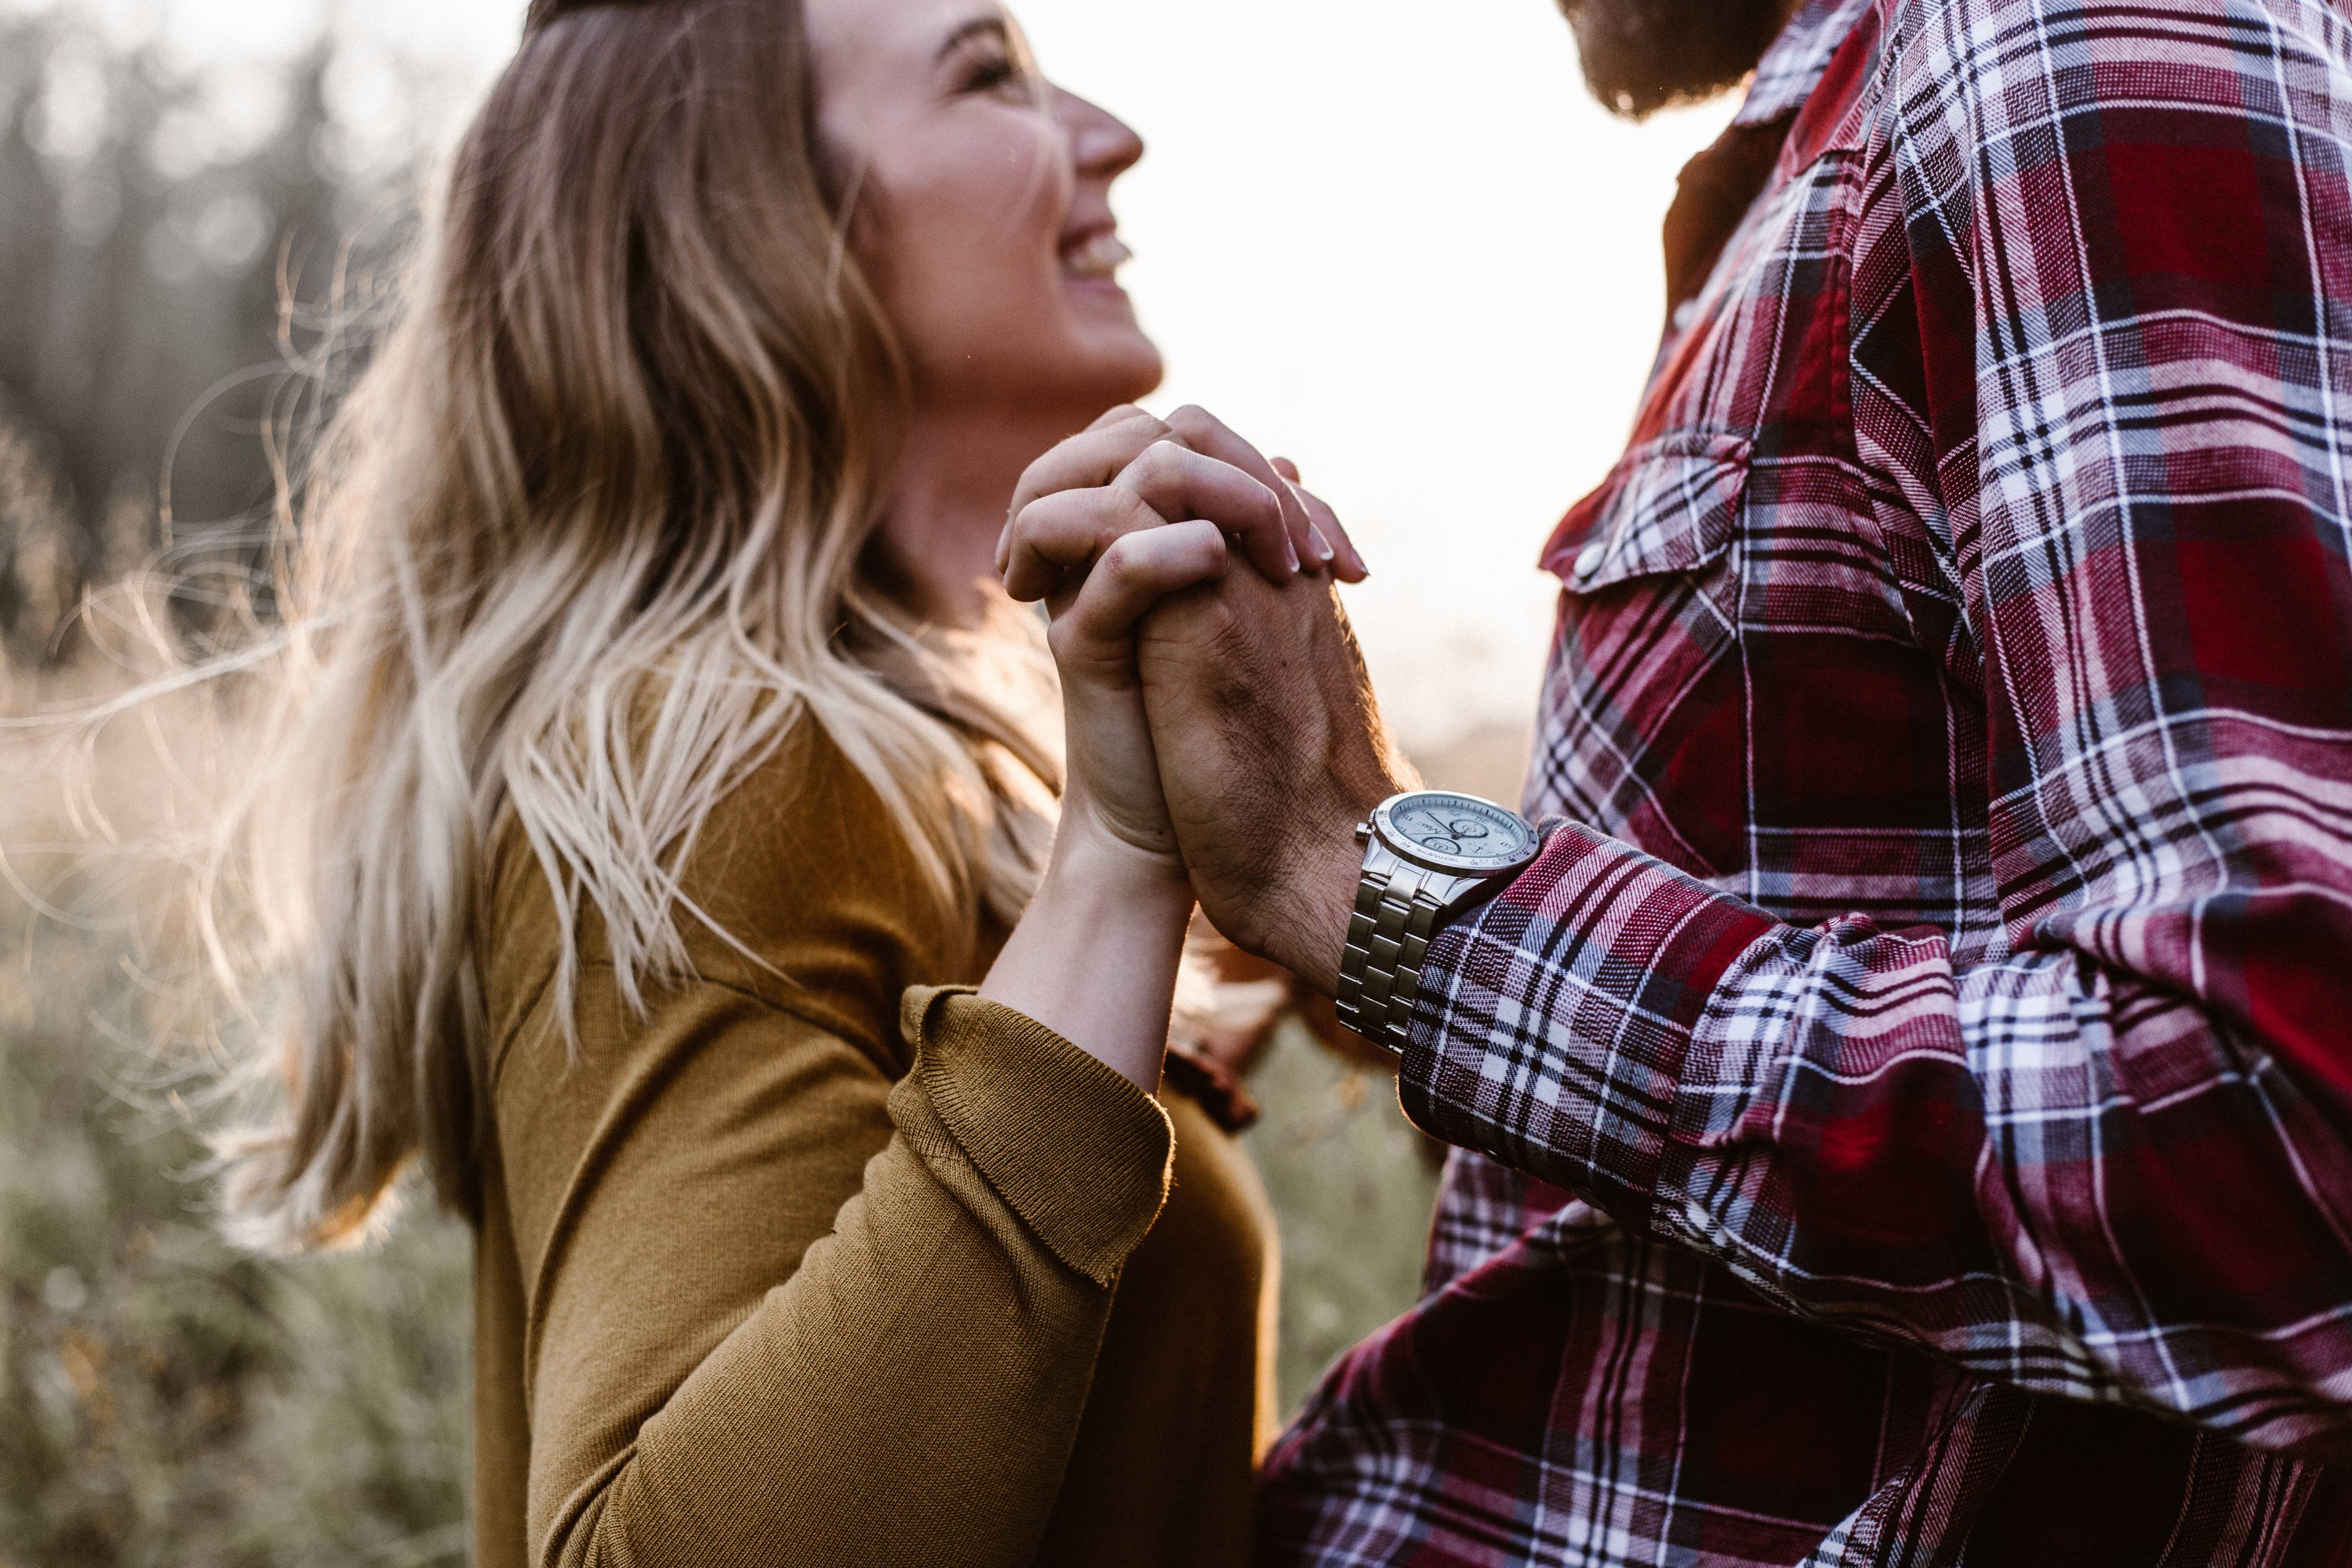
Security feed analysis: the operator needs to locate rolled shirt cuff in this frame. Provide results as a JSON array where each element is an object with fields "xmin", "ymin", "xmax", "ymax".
[{"xmin": 1396, "ymin": 823, "xmax": 1778, "ymax": 1219}]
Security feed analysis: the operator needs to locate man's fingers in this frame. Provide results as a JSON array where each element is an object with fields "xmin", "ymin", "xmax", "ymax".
[
  {"xmin": 999, "ymin": 410, "xmax": 1180, "ymax": 574},
  {"xmin": 1057, "ymin": 518, "xmax": 1231, "ymax": 662},
  {"xmin": 1163, "ymin": 405, "xmax": 1317, "ymax": 577}
]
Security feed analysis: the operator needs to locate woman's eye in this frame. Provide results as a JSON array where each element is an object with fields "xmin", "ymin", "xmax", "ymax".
[{"xmin": 959, "ymin": 52, "xmax": 1027, "ymax": 97}]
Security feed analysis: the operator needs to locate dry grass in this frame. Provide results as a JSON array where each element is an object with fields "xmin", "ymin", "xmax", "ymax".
[
  {"xmin": 0, "ymin": 443, "xmax": 470, "ymax": 1567},
  {"xmin": 0, "ymin": 674, "xmax": 475, "ymax": 1565}
]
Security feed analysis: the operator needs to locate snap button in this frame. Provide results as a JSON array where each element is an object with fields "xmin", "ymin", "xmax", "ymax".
[{"xmin": 1573, "ymin": 542, "xmax": 1605, "ymax": 580}]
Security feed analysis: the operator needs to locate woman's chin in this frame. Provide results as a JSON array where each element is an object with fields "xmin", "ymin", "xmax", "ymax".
[
  {"xmin": 1014, "ymin": 352, "xmax": 1161, "ymax": 418},
  {"xmin": 1107, "ymin": 346, "xmax": 1166, "ymax": 407},
  {"xmin": 1071, "ymin": 327, "xmax": 1165, "ymax": 408}
]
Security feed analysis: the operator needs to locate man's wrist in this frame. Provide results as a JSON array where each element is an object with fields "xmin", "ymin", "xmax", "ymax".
[{"xmin": 1268, "ymin": 815, "xmax": 1375, "ymax": 998}]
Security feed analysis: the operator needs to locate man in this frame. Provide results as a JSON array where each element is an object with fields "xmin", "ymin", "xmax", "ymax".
[{"xmin": 1009, "ymin": 0, "xmax": 2352, "ymax": 1559}]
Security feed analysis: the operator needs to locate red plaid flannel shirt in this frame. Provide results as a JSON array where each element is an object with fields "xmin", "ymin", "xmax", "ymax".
[{"xmin": 1258, "ymin": 0, "xmax": 2352, "ymax": 1561}]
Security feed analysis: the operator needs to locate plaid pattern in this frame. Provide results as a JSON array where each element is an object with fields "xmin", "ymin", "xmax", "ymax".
[{"xmin": 1258, "ymin": 0, "xmax": 2352, "ymax": 1561}]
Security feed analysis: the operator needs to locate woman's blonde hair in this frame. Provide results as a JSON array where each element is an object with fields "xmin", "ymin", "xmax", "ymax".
[{"xmin": 186, "ymin": 0, "xmax": 1060, "ymax": 1252}]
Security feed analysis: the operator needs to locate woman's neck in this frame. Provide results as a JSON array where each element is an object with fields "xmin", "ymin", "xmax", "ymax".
[{"xmin": 881, "ymin": 403, "xmax": 1085, "ymax": 629}]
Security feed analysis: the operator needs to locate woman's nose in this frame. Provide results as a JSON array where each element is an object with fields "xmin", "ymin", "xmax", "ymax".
[{"xmin": 1059, "ymin": 89, "xmax": 1144, "ymax": 181}]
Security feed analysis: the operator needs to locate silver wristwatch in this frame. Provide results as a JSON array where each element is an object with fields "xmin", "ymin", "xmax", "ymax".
[{"xmin": 1335, "ymin": 790, "xmax": 1544, "ymax": 1052}]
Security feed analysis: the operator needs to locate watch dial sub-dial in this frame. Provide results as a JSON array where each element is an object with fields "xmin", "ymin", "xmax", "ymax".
[{"xmin": 1386, "ymin": 794, "xmax": 1536, "ymax": 868}]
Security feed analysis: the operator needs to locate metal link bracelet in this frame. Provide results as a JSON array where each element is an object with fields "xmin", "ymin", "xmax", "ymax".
[{"xmin": 1332, "ymin": 863, "xmax": 1450, "ymax": 1053}]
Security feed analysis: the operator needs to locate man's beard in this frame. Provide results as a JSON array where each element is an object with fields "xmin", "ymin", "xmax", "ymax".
[{"xmin": 1559, "ymin": 0, "xmax": 1794, "ymax": 119}]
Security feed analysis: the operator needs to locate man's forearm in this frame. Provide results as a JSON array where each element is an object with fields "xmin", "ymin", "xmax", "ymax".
[{"xmin": 1396, "ymin": 822, "xmax": 2352, "ymax": 1458}]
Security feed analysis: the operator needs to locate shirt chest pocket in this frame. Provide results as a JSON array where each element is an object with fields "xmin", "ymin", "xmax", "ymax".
[
  {"xmin": 1529, "ymin": 432, "xmax": 1752, "ymax": 876},
  {"xmin": 1540, "ymin": 135, "xmax": 1852, "ymax": 594},
  {"xmin": 1543, "ymin": 432, "xmax": 1749, "ymax": 594}
]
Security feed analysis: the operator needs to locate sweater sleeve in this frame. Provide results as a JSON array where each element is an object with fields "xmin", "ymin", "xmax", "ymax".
[{"xmin": 496, "ymin": 979, "xmax": 1173, "ymax": 1568}]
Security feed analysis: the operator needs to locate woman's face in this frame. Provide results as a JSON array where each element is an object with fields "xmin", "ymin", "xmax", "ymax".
[{"xmin": 806, "ymin": 0, "xmax": 1162, "ymax": 419}]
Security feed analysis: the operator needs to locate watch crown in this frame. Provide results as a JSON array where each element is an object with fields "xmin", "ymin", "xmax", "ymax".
[{"xmin": 1354, "ymin": 822, "xmax": 1372, "ymax": 844}]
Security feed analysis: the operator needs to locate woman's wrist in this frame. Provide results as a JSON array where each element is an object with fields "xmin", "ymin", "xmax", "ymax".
[
  {"xmin": 978, "ymin": 803, "xmax": 1197, "ymax": 1092},
  {"xmin": 1044, "ymin": 796, "xmax": 1193, "ymax": 905}
]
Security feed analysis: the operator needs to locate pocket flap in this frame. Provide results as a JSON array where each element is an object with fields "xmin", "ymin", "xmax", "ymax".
[{"xmin": 1540, "ymin": 432, "xmax": 1751, "ymax": 591}]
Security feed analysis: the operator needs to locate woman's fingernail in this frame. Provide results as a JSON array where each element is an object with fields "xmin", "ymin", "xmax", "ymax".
[
  {"xmin": 1286, "ymin": 538, "xmax": 1303, "ymax": 575},
  {"xmin": 1308, "ymin": 523, "xmax": 1336, "ymax": 564}
]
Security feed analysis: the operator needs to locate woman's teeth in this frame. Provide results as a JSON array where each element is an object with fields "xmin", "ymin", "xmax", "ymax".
[{"xmin": 1061, "ymin": 231, "xmax": 1132, "ymax": 280}]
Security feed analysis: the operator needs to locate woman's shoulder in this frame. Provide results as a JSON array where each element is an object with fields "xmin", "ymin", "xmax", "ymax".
[{"xmin": 484, "ymin": 712, "xmax": 968, "ymax": 1065}]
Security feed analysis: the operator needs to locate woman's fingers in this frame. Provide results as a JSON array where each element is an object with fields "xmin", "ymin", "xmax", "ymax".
[
  {"xmin": 1004, "ymin": 441, "xmax": 1285, "ymax": 603},
  {"xmin": 1004, "ymin": 483, "xmax": 1157, "ymax": 603},
  {"xmin": 1086, "ymin": 402, "xmax": 1155, "ymax": 433},
  {"xmin": 1262, "ymin": 457, "xmax": 1333, "ymax": 564},
  {"xmin": 1126, "ymin": 439, "xmax": 1291, "ymax": 582},
  {"xmin": 998, "ymin": 409, "xmax": 1176, "ymax": 576},
  {"xmin": 1054, "ymin": 518, "xmax": 1231, "ymax": 667},
  {"xmin": 999, "ymin": 406, "xmax": 1367, "ymax": 598},
  {"xmin": 1163, "ymin": 405, "xmax": 1322, "ymax": 578}
]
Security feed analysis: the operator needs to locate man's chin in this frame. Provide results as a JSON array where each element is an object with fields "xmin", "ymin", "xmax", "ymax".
[{"xmin": 1559, "ymin": 0, "xmax": 1794, "ymax": 119}]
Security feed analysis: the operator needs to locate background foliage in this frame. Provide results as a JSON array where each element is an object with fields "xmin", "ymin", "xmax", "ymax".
[{"xmin": 0, "ymin": 8, "xmax": 1456, "ymax": 1562}]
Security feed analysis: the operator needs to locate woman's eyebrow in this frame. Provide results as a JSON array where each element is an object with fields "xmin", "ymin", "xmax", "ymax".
[{"xmin": 934, "ymin": 14, "xmax": 1010, "ymax": 63}]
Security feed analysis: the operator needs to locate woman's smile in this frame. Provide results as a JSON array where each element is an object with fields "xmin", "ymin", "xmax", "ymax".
[{"xmin": 1059, "ymin": 225, "xmax": 1134, "ymax": 291}]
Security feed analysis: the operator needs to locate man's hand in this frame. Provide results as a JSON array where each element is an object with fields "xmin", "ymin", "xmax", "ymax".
[{"xmin": 1138, "ymin": 469, "xmax": 1416, "ymax": 993}]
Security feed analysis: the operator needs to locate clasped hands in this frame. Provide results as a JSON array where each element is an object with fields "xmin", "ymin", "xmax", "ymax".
[{"xmin": 996, "ymin": 405, "xmax": 1420, "ymax": 996}]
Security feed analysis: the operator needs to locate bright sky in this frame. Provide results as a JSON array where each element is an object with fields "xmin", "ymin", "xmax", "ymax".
[
  {"xmin": 1007, "ymin": 3, "xmax": 1737, "ymax": 747},
  {"xmin": 34, "ymin": 0, "xmax": 1739, "ymax": 750}
]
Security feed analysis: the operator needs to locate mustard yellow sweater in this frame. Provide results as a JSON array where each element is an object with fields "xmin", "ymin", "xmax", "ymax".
[{"xmin": 469, "ymin": 721, "xmax": 1277, "ymax": 1567}]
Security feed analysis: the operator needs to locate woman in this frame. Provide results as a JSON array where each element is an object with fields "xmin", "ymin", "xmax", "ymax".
[{"xmin": 200, "ymin": 0, "xmax": 1364, "ymax": 1563}]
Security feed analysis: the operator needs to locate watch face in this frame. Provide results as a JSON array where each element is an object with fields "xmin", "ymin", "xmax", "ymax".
[{"xmin": 1375, "ymin": 792, "xmax": 1540, "ymax": 874}]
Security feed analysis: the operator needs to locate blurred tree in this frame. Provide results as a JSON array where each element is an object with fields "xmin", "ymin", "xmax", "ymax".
[
  {"xmin": 1, "ymin": 14, "xmax": 474, "ymax": 1566},
  {"xmin": 0, "ymin": 6, "xmax": 346, "ymax": 662}
]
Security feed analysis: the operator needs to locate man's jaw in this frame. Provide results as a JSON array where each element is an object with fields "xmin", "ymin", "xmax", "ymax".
[{"xmin": 1556, "ymin": 0, "xmax": 1798, "ymax": 120}]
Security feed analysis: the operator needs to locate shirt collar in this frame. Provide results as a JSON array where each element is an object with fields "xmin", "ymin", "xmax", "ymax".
[{"xmin": 1732, "ymin": 0, "xmax": 1875, "ymax": 126}]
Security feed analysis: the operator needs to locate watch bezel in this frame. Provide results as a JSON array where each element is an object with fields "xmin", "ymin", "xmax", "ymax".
[{"xmin": 1371, "ymin": 791, "xmax": 1541, "ymax": 876}]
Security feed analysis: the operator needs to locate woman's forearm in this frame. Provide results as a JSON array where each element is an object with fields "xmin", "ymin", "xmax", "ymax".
[
  {"xmin": 980, "ymin": 812, "xmax": 1195, "ymax": 1091},
  {"xmin": 523, "ymin": 988, "xmax": 1175, "ymax": 1568}
]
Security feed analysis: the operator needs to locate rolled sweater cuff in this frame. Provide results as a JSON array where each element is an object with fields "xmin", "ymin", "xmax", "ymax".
[{"xmin": 898, "ymin": 985, "xmax": 1174, "ymax": 1287}]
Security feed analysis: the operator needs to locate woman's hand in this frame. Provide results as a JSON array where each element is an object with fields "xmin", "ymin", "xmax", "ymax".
[
  {"xmin": 980, "ymin": 405, "xmax": 1365, "ymax": 1089},
  {"xmin": 996, "ymin": 406, "xmax": 1366, "ymax": 878}
]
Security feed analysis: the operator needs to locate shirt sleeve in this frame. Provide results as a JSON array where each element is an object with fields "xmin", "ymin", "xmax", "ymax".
[
  {"xmin": 1399, "ymin": 0, "xmax": 2352, "ymax": 1460},
  {"xmin": 501, "ymin": 980, "xmax": 1173, "ymax": 1568}
]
